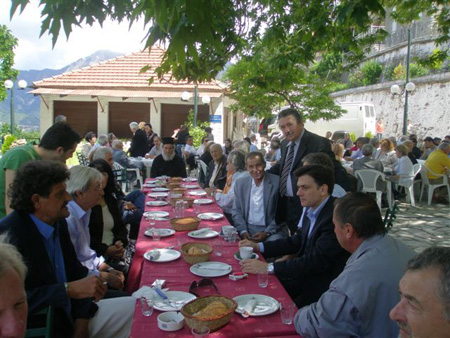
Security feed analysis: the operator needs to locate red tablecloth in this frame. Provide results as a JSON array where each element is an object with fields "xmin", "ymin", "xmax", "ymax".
[{"xmin": 128, "ymin": 181, "xmax": 298, "ymax": 337}]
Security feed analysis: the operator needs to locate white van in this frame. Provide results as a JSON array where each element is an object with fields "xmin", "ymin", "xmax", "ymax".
[{"xmin": 267, "ymin": 101, "xmax": 377, "ymax": 139}]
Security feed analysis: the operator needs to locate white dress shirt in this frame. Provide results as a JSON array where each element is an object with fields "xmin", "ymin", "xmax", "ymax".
[{"xmin": 247, "ymin": 179, "xmax": 265, "ymax": 226}]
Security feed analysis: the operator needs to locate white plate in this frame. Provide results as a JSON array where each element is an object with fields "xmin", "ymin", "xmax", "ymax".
[
  {"xmin": 144, "ymin": 228, "xmax": 175, "ymax": 238},
  {"xmin": 188, "ymin": 228, "xmax": 219, "ymax": 239},
  {"xmin": 234, "ymin": 252, "xmax": 260, "ymax": 261},
  {"xmin": 183, "ymin": 178, "xmax": 197, "ymax": 182},
  {"xmin": 144, "ymin": 211, "xmax": 170, "ymax": 218},
  {"xmin": 197, "ymin": 213, "xmax": 224, "ymax": 221},
  {"xmin": 193, "ymin": 199, "xmax": 214, "ymax": 205},
  {"xmin": 143, "ymin": 183, "xmax": 156, "ymax": 188},
  {"xmin": 233, "ymin": 294, "xmax": 280, "ymax": 316},
  {"xmin": 152, "ymin": 187, "xmax": 169, "ymax": 192},
  {"xmin": 156, "ymin": 176, "xmax": 169, "ymax": 180},
  {"xmin": 153, "ymin": 291, "xmax": 197, "ymax": 312},
  {"xmin": 144, "ymin": 249, "xmax": 181, "ymax": 263},
  {"xmin": 184, "ymin": 184, "xmax": 198, "ymax": 189},
  {"xmin": 190, "ymin": 262, "xmax": 232, "ymax": 277},
  {"xmin": 188, "ymin": 190, "xmax": 207, "ymax": 196},
  {"xmin": 146, "ymin": 200, "xmax": 169, "ymax": 207},
  {"xmin": 148, "ymin": 192, "xmax": 169, "ymax": 198}
]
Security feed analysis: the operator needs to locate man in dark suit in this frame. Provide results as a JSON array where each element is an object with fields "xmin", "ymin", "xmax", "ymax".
[
  {"xmin": 240, "ymin": 165, "xmax": 349, "ymax": 307},
  {"xmin": 0, "ymin": 160, "xmax": 134, "ymax": 337},
  {"xmin": 232, "ymin": 152, "xmax": 285, "ymax": 242},
  {"xmin": 205, "ymin": 143, "xmax": 228, "ymax": 190},
  {"xmin": 128, "ymin": 121, "xmax": 149, "ymax": 157},
  {"xmin": 268, "ymin": 108, "xmax": 334, "ymax": 235}
]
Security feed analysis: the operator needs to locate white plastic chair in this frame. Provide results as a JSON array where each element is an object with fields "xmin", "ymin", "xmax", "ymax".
[
  {"xmin": 419, "ymin": 165, "xmax": 450, "ymax": 205},
  {"xmin": 355, "ymin": 169, "xmax": 392, "ymax": 209},
  {"xmin": 196, "ymin": 159, "xmax": 208, "ymax": 183},
  {"xmin": 397, "ymin": 163, "xmax": 422, "ymax": 206},
  {"xmin": 127, "ymin": 168, "xmax": 143, "ymax": 188}
]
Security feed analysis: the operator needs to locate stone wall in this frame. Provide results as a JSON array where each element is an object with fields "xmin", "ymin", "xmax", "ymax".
[{"xmin": 331, "ymin": 72, "xmax": 450, "ymax": 140}]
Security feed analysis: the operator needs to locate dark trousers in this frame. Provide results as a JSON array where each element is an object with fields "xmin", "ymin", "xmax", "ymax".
[{"xmin": 276, "ymin": 195, "xmax": 302, "ymax": 236}]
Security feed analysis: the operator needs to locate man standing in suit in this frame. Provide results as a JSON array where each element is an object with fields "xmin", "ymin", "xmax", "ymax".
[
  {"xmin": 232, "ymin": 152, "xmax": 285, "ymax": 242},
  {"xmin": 128, "ymin": 121, "xmax": 149, "ymax": 157},
  {"xmin": 269, "ymin": 108, "xmax": 333, "ymax": 235},
  {"xmin": 240, "ymin": 165, "xmax": 349, "ymax": 307},
  {"xmin": 0, "ymin": 160, "xmax": 134, "ymax": 337}
]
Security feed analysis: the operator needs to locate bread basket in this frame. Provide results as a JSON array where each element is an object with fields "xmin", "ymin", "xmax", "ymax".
[{"xmin": 181, "ymin": 242, "xmax": 212, "ymax": 265}]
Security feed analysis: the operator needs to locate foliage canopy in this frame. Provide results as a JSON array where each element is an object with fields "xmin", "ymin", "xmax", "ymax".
[{"xmin": 0, "ymin": 25, "xmax": 19, "ymax": 102}]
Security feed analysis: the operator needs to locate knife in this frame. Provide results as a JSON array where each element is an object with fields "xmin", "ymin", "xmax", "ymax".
[{"xmin": 154, "ymin": 288, "xmax": 177, "ymax": 308}]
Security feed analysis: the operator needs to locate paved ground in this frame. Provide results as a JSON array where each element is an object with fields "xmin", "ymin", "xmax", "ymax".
[{"xmin": 387, "ymin": 199, "xmax": 449, "ymax": 253}]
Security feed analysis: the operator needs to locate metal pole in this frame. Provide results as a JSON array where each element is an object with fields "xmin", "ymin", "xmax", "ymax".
[
  {"xmin": 193, "ymin": 85, "xmax": 198, "ymax": 127},
  {"xmin": 10, "ymin": 86, "xmax": 14, "ymax": 135},
  {"xmin": 403, "ymin": 28, "xmax": 411, "ymax": 135}
]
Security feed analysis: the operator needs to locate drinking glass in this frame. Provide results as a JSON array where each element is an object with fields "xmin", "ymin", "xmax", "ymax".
[
  {"xmin": 194, "ymin": 203, "xmax": 202, "ymax": 216},
  {"xmin": 212, "ymin": 241, "xmax": 223, "ymax": 256},
  {"xmin": 140, "ymin": 296, "xmax": 154, "ymax": 316},
  {"xmin": 175, "ymin": 200, "xmax": 185, "ymax": 218},
  {"xmin": 152, "ymin": 228, "xmax": 161, "ymax": 241},
  {"xmin": 280, "ymin": 301, "xmax": 295, "ymax": 325},
  {"xmin": 148, "ymin": 214, "xmax": 156, "ymax": 227},
  {"xmin": 257, "ymin": 272, "xmax": 269, "ymax": 288}
]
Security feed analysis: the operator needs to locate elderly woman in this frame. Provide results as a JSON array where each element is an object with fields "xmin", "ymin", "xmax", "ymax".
[
  {"xmin": 393, "ymin": 144, "xmax": 414, "ymax": 185},
  {"xmin": 215, "ymin": 150, "xmax": 248, "ymax": 223},
  {"xmin": 88, "ymin": 159, "xmax": 131, "ymax": 272},
  {"xmin": 374, "ymin": 138, "xmax": 398, "ymax": 170},
  {"xmin": 146, "ymin": 136, "xmax": 162, "ymax": 159}
]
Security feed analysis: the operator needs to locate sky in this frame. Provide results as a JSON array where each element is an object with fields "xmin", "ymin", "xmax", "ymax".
[{"xmin": 1, "ymin": 0, "xmax": 149, "ymax": 70}]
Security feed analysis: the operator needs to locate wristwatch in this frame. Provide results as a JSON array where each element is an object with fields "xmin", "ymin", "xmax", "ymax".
[{"xmin": 267, "ymin": 263, "xmax": 275, "ymax": 275}]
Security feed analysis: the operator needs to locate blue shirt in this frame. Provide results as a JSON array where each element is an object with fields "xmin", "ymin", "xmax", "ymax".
[{"xmin": 298, "ymin": 196, "xmax": 331, "ymax": 237}]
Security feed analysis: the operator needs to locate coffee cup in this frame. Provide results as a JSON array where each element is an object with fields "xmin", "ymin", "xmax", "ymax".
[
  {"xmin": 222, "ymin": 225, "xmax": 234, "ymax": 237},
  {"xmin": 239, "ymin": 246, "xmax": 253, "ymax": 260}
]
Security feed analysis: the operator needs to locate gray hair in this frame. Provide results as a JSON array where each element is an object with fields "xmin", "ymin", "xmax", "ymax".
[
  {"xmin": 362, "ymin": 144, "xmax": 374, "ymax": 157},
  {"xmin": 66, "ymin": 165, "xmax": 103, "ymax": 197},
  {"xmin": 97, "ymin": 134, "xmax": 109, "ymax": 146},
  {"xmin": 129, "ymin": 122, "xmax": 139, "ymax": 130},
  {"xmin": 93, "ymin": 146, "xmax": 113, "ymax": 161},
  {"xmin": 438, "ymin": 142, "xmax": 450, "ymax": 151},
  {"xmin": 406, "ymin": 247, "xmax": 450, "ymax": 320},
  {"xmin": 302, "ymin": 152, "xmax": 334, "ymax": 171},
  {"xmin": 227, "ymin": 150, "xmax": 246, "ymax": 171},
  {"xmin": 111, "ymin": 139, "xmax": 123, "ymax": 149},
  {"xmin": 0, "ymin": 234, "xmax": 27, "ymax": 281},
  {"xmin": 233, "ymin": 140, "xmax": 250, "ymax": 154},
  {"xmin": 210, "ymin": 143, "xmax": 223, "ymax": 153}
]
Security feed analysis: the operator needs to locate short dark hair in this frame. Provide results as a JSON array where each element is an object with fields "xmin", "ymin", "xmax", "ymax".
[
  {"xmin": 205, "ymin": 127, "xmax": 212, "ymax": 133},
  {"xmin": 334, "ymin": 192, "xmax": 385, "ymax": 238},
  {"xmin": 278, "ymin": 108, "xmax": 303, "ymax": 124},
  {"xmin": 145, "ymin": 123, "xmax": 153, "ymax": 129},
  {"xmin": 302, "ymin": 152, "xmax": 334, "ymax": 171},
  {"xmin": 186, "ymin": 135, "xmax": 193, "ymax": 140},
  {"xmin": 294, "ymin": 164, "xmax": 334, "ymax": 195},
  {"xmin": 84, "ymin": 131, "xmax": 96, "ymax": 142},
  {"xmin": 40, "ymin": 123, "xmax": 81, "ymax": 152},
  {"xmin": 406, "ymin": 247, "xmax": 450, "ymax": 319},
  {"xmin": 89, "ymin": 159, "xmax": 115, "ymax": 196},
  {"xmin": 246, "ymin": 151, "xmax": 266, "ymax": 167},
  {"xmin": 9, "ymin": 160, "xmax": 70, "ymax": 213},
  {"xmin": 244, "ymin": 137, "xmax": 251, "ymax": 145}
]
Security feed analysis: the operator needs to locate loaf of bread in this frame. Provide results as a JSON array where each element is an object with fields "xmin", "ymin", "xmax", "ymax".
[
  {"xmin": 187, "ymin": 246, "xmax": 206, "ymax": 255},
  {"xmin": 175, "ymin": 217, "xmax": 197, "ymax": 225},
  {"xmin": 195, "ymin": 301, "xmax": 228, "ymax": 319}
]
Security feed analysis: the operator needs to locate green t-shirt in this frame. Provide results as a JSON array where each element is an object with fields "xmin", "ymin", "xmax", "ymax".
[{"xmin": 0, "ymin": 144, "xmax": 41, "ymax": 218}]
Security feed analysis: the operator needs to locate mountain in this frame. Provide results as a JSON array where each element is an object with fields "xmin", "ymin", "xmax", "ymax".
[{"xmin": 0, "ymin": 50, "xmax": 122, "ymax": 129}]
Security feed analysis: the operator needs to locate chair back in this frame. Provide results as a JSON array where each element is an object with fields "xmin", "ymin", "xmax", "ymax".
[
  {"xmin": 354, "ymin": 169, "xmax": 385, "ymax": 193},
  {"xmin": 196, "ymin": 159, "xmax": 208, "ymax": 182}
]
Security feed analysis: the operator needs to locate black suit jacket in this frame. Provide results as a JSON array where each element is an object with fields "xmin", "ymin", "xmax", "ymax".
[
  {"xmin": 129, "ymin": 129, "xmax": 149, "ymax": 157},
  {"xmin": 205, "ymin": 155, "xmax": 228, "ymax": 190},
  {"xmin": 264, "ymin": 197, "xmax": 350, "ymax": 301},
  {"xmin": 0, "ymin": 211, "xmax": 97, "ymax": 336}
]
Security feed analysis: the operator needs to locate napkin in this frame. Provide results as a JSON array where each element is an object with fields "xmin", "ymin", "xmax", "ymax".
[
  {"xmin": 132, "ymin": 286, "xmax": 169, "ymax": 299},
  {"xmin": 191, "ymin": 228, "xmax": 211, "ymax": 236},
  {"xmin": 147, "ymin": 250, "xmax": 161, "ymax": 261},
  {"xmin": 243, "ymin": 299, "xmax": 257, "ymax": 316}
]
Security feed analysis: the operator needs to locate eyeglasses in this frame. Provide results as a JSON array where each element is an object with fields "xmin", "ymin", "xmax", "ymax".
[{"xmin": 189, "ymin": 278, "xmax": 220, "ymax": 297}]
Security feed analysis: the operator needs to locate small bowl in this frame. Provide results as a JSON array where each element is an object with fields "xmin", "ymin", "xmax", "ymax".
[
  {"xmin": 157, "ymin": 312, "xmax": 185, "ymax": 331},
  {"xmin": 172, "ymin": 187, "xmax": 187, "ymax": 195},
  {"xmin": 182, "ymin": 196, "xmax": 195, "ymax": 208},
  {"xmin": 169, "ymin": 177, "xmax": 184, "ymax": 183}
]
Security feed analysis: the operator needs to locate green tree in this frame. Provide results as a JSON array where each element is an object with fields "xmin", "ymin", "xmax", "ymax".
[
  {"xmin": 10, "ymin": 0, "xmax": 449, "ymax": 83},
  {"xmin": 184, "ymin": 110, "xmax": 209, "ymax": 148},
  {"xmin": 0, "ymin": 25, "xmax": 19, "ymax": 102}
]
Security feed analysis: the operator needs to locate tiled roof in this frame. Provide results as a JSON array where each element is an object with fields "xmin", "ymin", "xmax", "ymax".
[{"xmin": 31, "ymin": 46, "xmax": 228, "ymax": 98}]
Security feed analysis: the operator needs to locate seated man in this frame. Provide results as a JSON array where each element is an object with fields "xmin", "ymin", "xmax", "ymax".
[
  {"xmin": 0, "ymin": 238, "xmax": 28, "ymax": 338},
  {"xmin": 352, "ymin": 143, "xmax": 386, "ymax": 192},
  {"xmin": 205, "ymin": 143, "xmax": 227, "ymax": 190},
  {"xmin": 390, "ymin": 247, "xmax": 450, "ymax": 338},
  {"xmin": 424, "ymin": 142, "xmax": 450, "ymax": 203},
  {"xmin": 0, "ymin": 160, "xmax": 134, "ymax": 337},
  {"xmin": 88, "ymin": 134, "xmax": 108, "ymax": 158},
  {"xmin": 80, "ymin": 131, "xmax": 96, "ymax": 158},
  {"xmin": 183, "ymin": 135, "xmax": 197, "ymax": 171},
  {"xmin": 66, "ymin": 166, "xmax": 125, "ymax": 292},
  {"xmin": 151, "ymin": 137, "xmax": 187, "ymax": 178},
  {"xmin": 112, "ymin": 139, "xmax": 143, "ymax": 181},
  {"xmin": 294, "ymin": 192, "xmax": 415, "ymax": 337},
  {"xmin": 232, "ymin": 152, "xmax": 285, "ymax": 242},
  {"xmin": 92, "ymin": 146, "xmax": 145, "ymax": 240},
  {"xmin": 240, "ymin": 165, "xmax": 349, "ymax": 307}
]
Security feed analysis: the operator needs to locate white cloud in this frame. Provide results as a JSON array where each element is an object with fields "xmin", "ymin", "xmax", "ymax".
[{"xmin": 1, "ymin": 0, "xmax": 148, "ymax": 70}]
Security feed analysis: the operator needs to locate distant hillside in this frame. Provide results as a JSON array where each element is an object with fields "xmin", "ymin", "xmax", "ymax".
[{"xmin": 0, "ymin": 50, "xmax": 122, "ymax": 128}]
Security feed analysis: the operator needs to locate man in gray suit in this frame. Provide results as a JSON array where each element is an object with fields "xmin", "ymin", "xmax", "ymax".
[
  {"xmin": 352, "ymin": 144, "xmax": 385, "ymax": 192},
  {"xmin": 232, "ymin": 152, "xmax": 285, "ymax": 242}
]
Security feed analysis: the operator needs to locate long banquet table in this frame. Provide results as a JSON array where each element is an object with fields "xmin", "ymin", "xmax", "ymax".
[{"xmin": 128, "ymin": 179, "xmax": 299, "ymax": 337}]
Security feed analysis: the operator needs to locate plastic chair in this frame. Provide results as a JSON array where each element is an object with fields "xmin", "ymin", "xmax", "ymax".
[
  {"xmin": 397, "ymin": 163, "xmax": 422, "ymax": 206},
  {"xmin": 127, "ymin": 168, "xmax": 143, "ymax": 188},
  {"xmin": 419, "ymin": 165, "xmax": 450, "ymax": 205},
  {"xmin": 112, "ymin": 168, "xmax": 128, "ymax": 192},
  {"xmin": 25, "ymin": 306, "xmax": 53, "ymax": 338},
  {"xmin": 196, "ymin": 159, "xmax": 208, "ymax": 185},
  {"xmin": 355, "ymin": 169, "xmax": 392, "ymax": 209}
]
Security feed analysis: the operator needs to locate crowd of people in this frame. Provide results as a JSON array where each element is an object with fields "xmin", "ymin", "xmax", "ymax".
[{"xmin": 0, "ymin": 109, "xmax": 449, "ymax": 337}]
